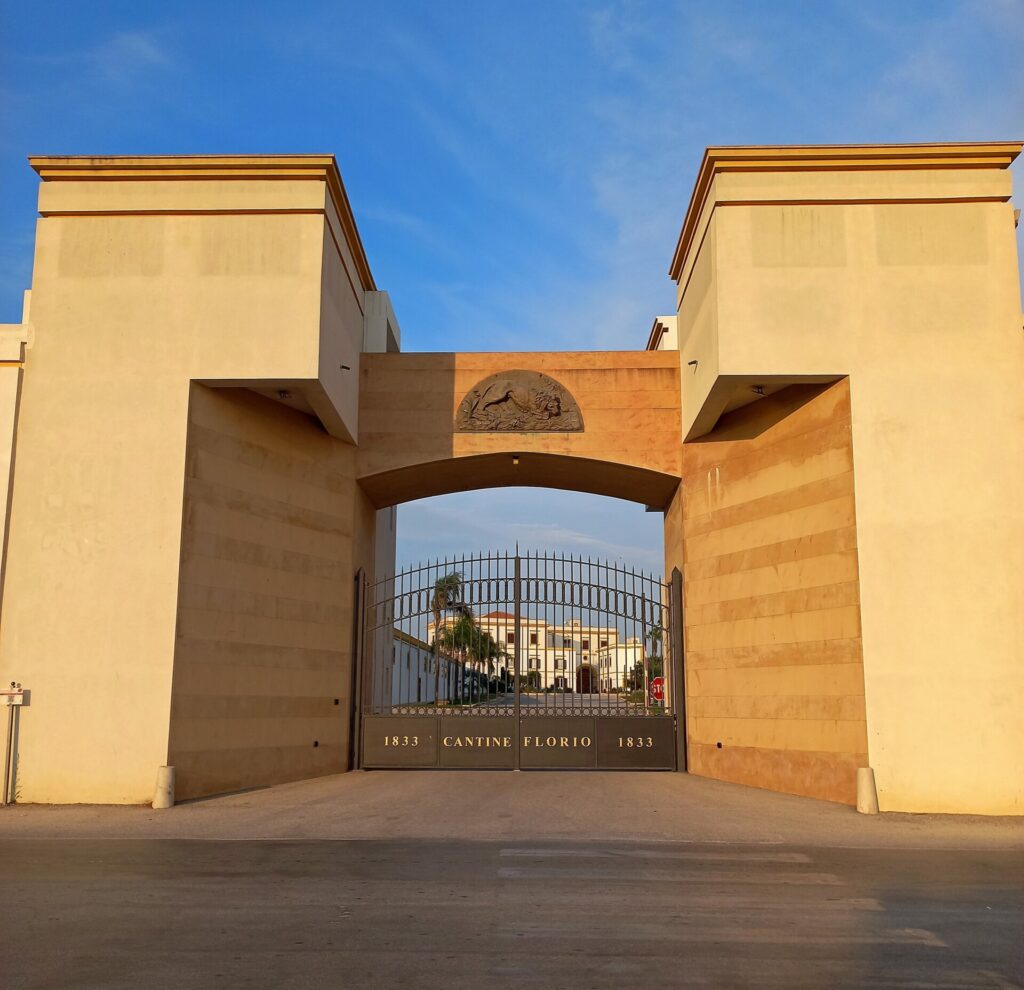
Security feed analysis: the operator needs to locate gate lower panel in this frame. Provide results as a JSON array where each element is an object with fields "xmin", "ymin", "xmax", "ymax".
[{"xmin": 361, "ymin": 714, "xmax": 676, "ymax": 770}]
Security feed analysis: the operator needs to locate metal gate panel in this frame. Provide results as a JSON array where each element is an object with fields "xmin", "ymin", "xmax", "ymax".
[{"xmin": 357, "ymin": 551, "xmax": 684, "ymax": 771}]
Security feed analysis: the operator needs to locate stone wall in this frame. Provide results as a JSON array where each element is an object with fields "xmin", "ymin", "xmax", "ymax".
[
  {"xmin": 168, "ymin": 385, "xmax": 374, "ymax": 800},
  {"xmin": 676, "ymin": 380, "xmax": 867, "ymax": 804}
]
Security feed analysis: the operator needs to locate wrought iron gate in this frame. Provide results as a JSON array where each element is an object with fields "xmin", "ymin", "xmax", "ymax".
[{"xmin": 355, "ymin": 552, "xmax": 685, "ymax": 770}]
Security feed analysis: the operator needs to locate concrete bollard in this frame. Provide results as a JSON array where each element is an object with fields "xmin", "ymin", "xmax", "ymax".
[
  {"xmin": 152, "ymin": 765, "xmax": 175, "ymax": 810},
  {"xmin": 856, "ymin": 767, "xmax": 879, "ymax": 815}
]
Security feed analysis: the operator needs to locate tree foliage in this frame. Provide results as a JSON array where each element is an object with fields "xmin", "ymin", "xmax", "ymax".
[{"xmin": 430, "ymin": 571, "xmax": 507, "ymax": 702}]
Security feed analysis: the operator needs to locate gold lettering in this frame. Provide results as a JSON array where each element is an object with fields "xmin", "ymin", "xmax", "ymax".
[
  {"xmin": 560, "ymin": 737, "xmax": 569, "ymax": 748},
  {"xmin": 443, "ymin": 736, "xmax": 454, "ymax": 747},
  {"xmin": 524, "ymin": 736, "xmax": 534, "ymax": 747},
  {"xmin": 546, "ymin": 736, "xmax": 556, "ymax": 747},
  {"xmin": 581, "ymin": 736, "xmax": 592, "ymax": 747}
]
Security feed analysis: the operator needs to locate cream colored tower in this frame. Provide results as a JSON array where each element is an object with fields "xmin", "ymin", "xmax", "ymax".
[
  {"xmin": 665, "ymin": 144, "xmax": 1024, "ymax": 814},
  {"xmin": 0, "ymin": 157, "xmax": 390, "ymax": 803}
]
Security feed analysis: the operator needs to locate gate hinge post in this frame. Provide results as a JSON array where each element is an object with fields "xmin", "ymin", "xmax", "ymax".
[{"xmin": 670, "ymin": 567, "xmax": 688, "ymax": 773}]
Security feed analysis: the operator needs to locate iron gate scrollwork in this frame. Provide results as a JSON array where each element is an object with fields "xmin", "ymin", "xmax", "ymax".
[{"xmin": 357, "ymin": 551, "xmax": 685, "ymax": 771}]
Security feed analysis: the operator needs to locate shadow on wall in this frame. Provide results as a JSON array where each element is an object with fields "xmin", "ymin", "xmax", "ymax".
[
  {"xmin": 688, "ymin": 382, "xmax": 841, "ymax": 444},
  {"xmin": 679, "ymin": 377, "xmax": 869, "ymax": 806},
  {"xmin": 167, "ymin": 385, "xmax": 380, "ymax": 801}
]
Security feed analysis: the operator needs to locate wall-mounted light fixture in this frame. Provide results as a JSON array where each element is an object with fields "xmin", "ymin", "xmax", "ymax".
[
  {"xmin": 512, "ymin": 455, "xmax": 520, "ymax": 466},
  {"xmin": 751, "ymin": 385, "xmax": 765, "ymax": 396},
  {"xmin": 277, "ymin": 390, "xmax": 292, "ymax": 400}
]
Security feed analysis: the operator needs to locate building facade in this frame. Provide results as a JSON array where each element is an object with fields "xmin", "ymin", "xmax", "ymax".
[
  {"xmin": 429, "ymin": 611, "xmax": 645, "ymax": 692},
  {"xmin": 371, "ymin": 630, "xmax": 461, "ymax": 710}
]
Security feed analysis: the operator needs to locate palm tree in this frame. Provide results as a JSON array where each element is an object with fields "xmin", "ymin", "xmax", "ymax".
[
  {"xmin": 645, "ymin": 624, "xmax": 664, "ymax": 673},
  {"xmin": 437, "ymin": 616, "xmax": 506, "ymax": 701},
  {"xmin": 430, "ymin": 571, "xmax": 470, "ymax": 703},
  {"xmin": 437, "ymin": 613, "xmax": 477, "ymax": 699},
  {"xmin": 472, "ymin": 628, "xmax": 507, "ymax": 698}
]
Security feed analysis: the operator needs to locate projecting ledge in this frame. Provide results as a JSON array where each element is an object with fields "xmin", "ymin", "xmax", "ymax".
[
  {"xmin": 683, "ymin": 373, "xmax": 844, "ymax": 441},
  {"xmin": 195, "ymin": 376, "xmax": 356, "ymax": 445}
]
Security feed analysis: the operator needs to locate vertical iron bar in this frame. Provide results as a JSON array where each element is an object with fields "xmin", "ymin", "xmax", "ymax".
[
  {"xmin": 641, "ymin": 587, "xmax": 649, "ymax": 716},
  {"xmin": 670, "ymin": 567, "xmax": 687, "ymax": 772},
  {"xmin": 514, "ymin": 552, "xmax": 522, "ymax": 769},
  {"xmin": 351, "ymin": 568, "xmax": 367, "ymax": 769}
]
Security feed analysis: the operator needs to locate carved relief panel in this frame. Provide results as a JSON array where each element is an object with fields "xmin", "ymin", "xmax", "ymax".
[{"xmin": 455, "ymin": 371, "xmax": 584, "ymax": 432}]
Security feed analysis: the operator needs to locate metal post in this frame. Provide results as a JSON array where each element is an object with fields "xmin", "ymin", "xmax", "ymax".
[
  {"xmin": 670, "ymin": 568, "xmax": 688, "ymax": 772},
  {"xmin": 350, "ymin": 568, "xmax": 367, "ymax": 771},
  {"xmin": 513, "ymin": 553, "xmax": 522, "ymax": 770},
  {"xmin": 641, "ymin": 591, "xmax": 650, "ymax": 712},
  {"xmin": 2, "ymin": 702, "xmax": 13, "ymax": 805}
]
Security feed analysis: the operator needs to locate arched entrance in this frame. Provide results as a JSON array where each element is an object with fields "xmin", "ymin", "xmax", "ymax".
[
  {"xmin": 353, "ymin": 353, "xmax": 686, "ymax": 771},
  {"xmin": 355, "ymin": 351, "xmax": 682, "ymax": 509},
  {"xmin": 356, "ymin": 551, "xmax": 685, "ymax": 771}
]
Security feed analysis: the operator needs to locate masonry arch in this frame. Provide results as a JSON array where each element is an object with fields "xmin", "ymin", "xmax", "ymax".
[
  {"xmin": 353, "ymin": 351, "xmax": 686, "ymax": 771},
  {"xmin": 356, "ymin": 351, "xmax": 683, "ymax": 509},
  {"xmin": 357, "ymin": 451, "xmax": 680, "ymax": 508}
]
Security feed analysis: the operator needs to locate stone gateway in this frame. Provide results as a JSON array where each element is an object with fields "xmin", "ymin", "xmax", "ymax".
[{"xmin": 0, "ymin": 143, "xmax": 1021, "ymax": 816}]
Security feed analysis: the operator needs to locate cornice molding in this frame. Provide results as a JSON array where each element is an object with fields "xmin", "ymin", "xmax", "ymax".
[
  {"xmin": 28, "ymin": 154, "xmax": 377, "ymax": 291},
  {"xmin": 669, "ymin": 142, "xmax": 1023, "ymax": 282}
]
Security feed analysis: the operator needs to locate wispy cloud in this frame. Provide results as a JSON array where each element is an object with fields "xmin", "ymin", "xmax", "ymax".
[
  {"xmin": 19, "ymin": 29, "xmax": 175, "ymax": 89},
  {"xmin": 92, "ymin": 31, "xmax": 172, "ymax": 86}
]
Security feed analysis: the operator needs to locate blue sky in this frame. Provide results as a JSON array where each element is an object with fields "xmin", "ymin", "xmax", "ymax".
[{"xmin": 3, "ymin": 1, "xmax": 1022, "ymax": 572}]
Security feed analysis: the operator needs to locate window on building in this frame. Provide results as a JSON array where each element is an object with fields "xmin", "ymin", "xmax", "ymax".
[
  {"xmin": 581, "ymin": 639, "xmax": 590, "ymax": 650},
  {"xmin": 506, "ymin": 632, "xmax": 515, "ymax": 645},
  {"xmin": 562, "ymin": 637, "xmax": 572, "ymax": 648},
  {"xmin": 530, "ymin": 632, "xmax": 538, "ymax": 645},
  {"xmin": 600, "ymin": 639, "xmax": 608, "ymax": 648}
]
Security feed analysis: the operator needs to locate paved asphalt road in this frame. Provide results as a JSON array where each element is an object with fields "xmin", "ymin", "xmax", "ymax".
[{"xmin": 1, "ymin": 773, "xmax": 1022, "ymax": 988}]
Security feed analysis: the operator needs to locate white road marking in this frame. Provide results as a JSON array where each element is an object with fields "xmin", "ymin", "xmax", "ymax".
[
  {"xmin": 500, "ymin": 848, "xmax": 812, "ymax": 862},
  {"xmin": 497, "ymin": 924, "xmax": 947, "ymax": 947},
  {"xmin": 497, "ymin": 866, "xmax": 841, "ymax": 884}
]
